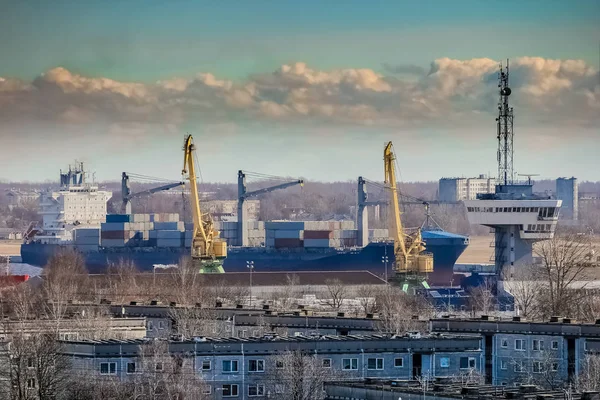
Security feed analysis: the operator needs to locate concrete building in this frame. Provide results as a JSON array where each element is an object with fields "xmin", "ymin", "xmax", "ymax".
[
  {"xmin": 439, "ymin": 175, "xmax": 496, "ymax": 202},
  {"xmin": 62, "ymin": 333, "xmax": 482, "ymax": 399},
  {"xmin": 465, "ymin": 184, "xmax": 561, "ymax": 277},
  {"xmin": 556, "ymin": 177, "xmax": 578, "ymax": 220},
  {"xmin": 430, "ymin": 317, "xmax": 600, "ymax": 386}
]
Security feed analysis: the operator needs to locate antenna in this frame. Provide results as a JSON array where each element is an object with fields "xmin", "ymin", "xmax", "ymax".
[
  {"xmin": 518, "ymin": 173, "xmax": 539, "ymax": 186},
  {"xmin": 496, "ymin": 59, "xmax": 514, "ymax": 186}
]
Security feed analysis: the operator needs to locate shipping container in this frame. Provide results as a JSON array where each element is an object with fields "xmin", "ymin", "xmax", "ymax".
[
  {"xmin": 73, "ymin": 228, "xmax": 100, "ymax": 238},
  {"xmin": 274, "ymin": 229, "xmax": 303, "ymax": 239},
  {"xmin": 304, "ymin": 230, "xmax": 332, "ymax": 240},
  {"xmin": 341, "ymin": 238, "xmax": 357, "ymax": 247},
  {"xmin": 101, "ymin": 239, "xmax": 126, "ymax": 247},
  {"xmin": 303, "ymin": 221, "xmax": 329, "ymax": 230},
  {"xmin": 303, "ymin": 238, "xmax": 332, "ymax": 248},
  {"xmin": 106, "ymin": 214, "xmax": 131, "ymax": 223},
  {"xmin": 101, "ymin": 222, "xmax": 130, "ymax": 231},
  {"xmin": 156, "ymin": 230, "xmax": 182, "ymax": 239},
  {"xmin": 266, "ymin": 238, "xmax": 275, "ymax": 248},
  {"xmin": 274, "ymin": 238, "xmax": 303, "ymax": 248},
  {"xmin": 153, "ymin": 222, "xmax": 182, "ymax": 231},
  {"xmin": 156, "ymin": 239, "xmax": 182, "ymax": 247},
  {"xmin": 101, "ymin": 230, "xmax": 128, "ymax": 240},
  {"xmin": 265, "ymin": 221, "xmax": 305, "ymax": 231}
]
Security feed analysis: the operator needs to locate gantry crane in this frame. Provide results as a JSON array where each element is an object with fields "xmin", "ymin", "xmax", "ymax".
[
  {"xmin": 182, "ymin": 135, "xmax": 227, "ymax": 273},
  {"xmin": 120, "ymin": 172, "xmax": 184, "ymax": 214},
  {"xmin": 237, "ymin": 170, "xmax": 304, "ymax": 246},
  {"xmin": 383, "ymin": 141, "xmax": 433, "ymax": 279}
]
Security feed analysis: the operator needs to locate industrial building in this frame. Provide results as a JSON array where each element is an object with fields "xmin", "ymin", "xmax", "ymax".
[
  {"xmin": 556, "ymin": 177, "xmax": 578, "ymax": 220},
  {"xmin": 61, "ymin": 333, "xmax": 482, "ymax": 399},
  {"xmin": 439, "ymin": 175, "xmax": 497, "ymax": 202}
]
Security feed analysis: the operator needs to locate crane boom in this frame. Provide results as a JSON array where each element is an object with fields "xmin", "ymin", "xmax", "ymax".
[
  {"xmin": 182, "ymin": 135, "xmax": 226, "ymax": 273},
  {"xmin": 383, "ymin": 141, "xmax": 433, "ymax": 277},
  {"xmin": 121, "ymin": 172, "xmax": 184, "ymax": 214}
]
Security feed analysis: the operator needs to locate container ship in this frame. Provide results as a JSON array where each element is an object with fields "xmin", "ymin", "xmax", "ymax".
[{"xmin": 20, "ymin": 163, "xmax": 469, "ymax": 285}]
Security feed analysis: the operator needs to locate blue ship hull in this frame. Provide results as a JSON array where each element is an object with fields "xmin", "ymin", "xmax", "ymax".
[{"xmin": 21, "ymin": 230, "xmax": 468, "ymax": 285}]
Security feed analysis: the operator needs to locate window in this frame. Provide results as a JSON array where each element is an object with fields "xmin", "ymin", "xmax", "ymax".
[
  {"xmin": 248, "ymin": 359, "xmax": 265, "ymax": 372},
  {"xmin": 126, "ymin": 362, "xmax": 136, "ymax": 374},
  {"xmin": 533, "ymin": 361, "xmax": 543, "ymax": 373},
  {"xmin": 275, "ymin": 360, "xmax": 284, "ymax": 369},
  {"xmin": 27, "ymin": 378, "xmax": 36, "ymax": 389},
  {"xmin": 322, "ymin": 358, "xmax": 332, "ymax": 368},
  {"xmin": 367, "ymin": 358, "xmax": 384, "ymax": 370},
  {"xmin": 202, "ymin": 360, "xmax": 211, "ymax": 371},
  {"xmin": 248, "ymin": 384, "xmax": 265, "ymax": 397},
  {"xmin": 394, "ymin": 358, "xmax": 404, "ymax": 368},
  {"xmin": 253, "ymin": 330, "xmax": 260, "ymax": 336},
  {"xmin": 222, "ymin": 384, "xmax": 239, "ymax": 397},
  {"xmin": 552, "ymin": 363, "xmax": 559, "ymax": 372},
  {"xmin": 500, "ymin": 360, "xmax": 507, "ymax": 370},
  {"xmin": 439, "ymin": 357, "xmax": 449, "ymax": 368},
  {"xmin": 514, "ymin": 362, "xmax": 525, "ymax": 373},
  {"xmin": 275, "ymin": 384, "xmax": 285, "ymax": 394},
  {"xmin": 100, "ymin": 362, "xmax": 117, "ymax": 375},
  {"xmin": 460, "ymin": 357, "xmax": 476, "ymax": 369},
  {"xmin": 501, "ymin": 339, "xmax": 508, "ymax": 348},
  {"xmin": 223, "ymin": 360, "xmax": 239, "ymax": 373},
  {"xmin": 158, "ymin": 321, "xmax": 165, "ymax": 329},
  {"xmin": 148, "ymin": 321, "xmax": 154, "ymax": 330},
  {"xmin": 155, "ymin": 362, "xmax": 163, "ymax": 371},
  {"xmin": 552, "ymin": 341, "xmax": 559, "ymax": 350},
  {"xmin": 342, "ymin": 358, "xmax": 358, "ymax": 370},
  {"xmin": 27, "ymin": 358, "xmax": 34, "ymax": 368},
  {"xmin": 533, "ymin": 340, "xmax": 544, "ymax": 351},
  {"xmin": 515, "ymin": 339, "xmax": 525, "ymax": 350},
  {"xmin": 202, "ymin": 386, "xmax": 212, "ymax": 395}
]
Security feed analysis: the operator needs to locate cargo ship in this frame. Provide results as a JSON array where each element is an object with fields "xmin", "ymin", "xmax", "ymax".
[{"xmin": 20, "ymin": 164, "xmax": 469, "ymax": 285}]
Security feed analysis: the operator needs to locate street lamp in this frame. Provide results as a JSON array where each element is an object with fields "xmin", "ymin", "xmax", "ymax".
[
  {"xmin": 246, "ymin": 261, "xmax": 254, "ymax": 308},
  {"xmin": 381, "ymin": 256, "xmax": 389, "ymax": 283}
]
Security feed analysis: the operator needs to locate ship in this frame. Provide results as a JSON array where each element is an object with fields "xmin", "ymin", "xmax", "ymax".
[{"xmin": 20, "ymin": 163, "xmax": 469, "ymax": 285}]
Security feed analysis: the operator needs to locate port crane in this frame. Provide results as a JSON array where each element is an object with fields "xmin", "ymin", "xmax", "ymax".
[
  {"xmin": 182, "ymin": 135, "xmax": 227, "ymax": 273},
  {"xmin": 120, "ymin": 172, "xmax": 184, "ymax": 214},
  {"xmin": 237, "ymin": 170, "xmax": 304, "ymax": 246},
  {"xmin": 383, "ymin": 141, "xmax": 433, "ymax": 280}
]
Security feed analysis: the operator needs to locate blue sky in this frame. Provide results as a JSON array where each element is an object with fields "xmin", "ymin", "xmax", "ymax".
[{"xmin": 0, "ymin": 0, "xmax": 598, "ymax": 183}]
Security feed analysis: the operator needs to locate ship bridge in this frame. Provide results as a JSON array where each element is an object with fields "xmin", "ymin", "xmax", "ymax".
[{"xmin": 464, "ymin": 185, "xmax": 561, "ymax": 278}]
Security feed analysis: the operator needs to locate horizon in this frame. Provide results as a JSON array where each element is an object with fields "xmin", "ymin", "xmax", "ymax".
[{"xmin": 1, "ymin": 1, "xmax": 599, "ymax": 182}]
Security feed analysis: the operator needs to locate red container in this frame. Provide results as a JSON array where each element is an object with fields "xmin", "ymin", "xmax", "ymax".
[
  {"xmin": 101, "ymin": 230, "xmax": 127, "ymax": 239},
  {"xmin": 304, "ymin": 230, "xmax": 333, "ymax": 239},
  {"xmin": 274, "ymin": 238, "xmax": 303, "ymax": 248}
]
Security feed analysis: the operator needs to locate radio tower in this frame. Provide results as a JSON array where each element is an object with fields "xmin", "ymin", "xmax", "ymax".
[{"xmin": 496, "ymin": 59, "xmax": 514, "ymax": 186}]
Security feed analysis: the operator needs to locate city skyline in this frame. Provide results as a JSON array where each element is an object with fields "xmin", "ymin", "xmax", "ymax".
[{"xmin": 1, "ymin": 0, "xmax": 599, "ymax": 183}]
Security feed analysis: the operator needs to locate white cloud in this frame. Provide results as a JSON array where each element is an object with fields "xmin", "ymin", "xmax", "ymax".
[{"xmin": 0, "ymin": 57, "xmax": 597, "ymax": 140}]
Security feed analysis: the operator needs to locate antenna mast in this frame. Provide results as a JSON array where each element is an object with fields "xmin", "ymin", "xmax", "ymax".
[{"xmin": 496, "ymin": 59, "xmax": 514, "ymax": 186}]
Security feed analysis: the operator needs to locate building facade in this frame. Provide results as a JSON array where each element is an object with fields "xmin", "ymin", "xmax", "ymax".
[
  {"xmin": 439, "ymin": 175, "xmax": 496, "ymax": 202},
  {"xmin": 556, "ymin": 177, "xmax": 578, "ymax": 220},
  {"xmin": 430, "ymin": 317, "xmax": 600, "ymax": 386},
  {"xmin": 63, "ymin": 334, "xmax": 482, "ymax": 399}
]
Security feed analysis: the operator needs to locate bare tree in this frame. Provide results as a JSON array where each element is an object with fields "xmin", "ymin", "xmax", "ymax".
[
  {"xmin": 375, "ymin": 285, "xmax": 431, "ymax": 334},
  {"xmin": 535, "ymin": 232, "xmax": 593, "ymax": 317},
  {"xmin": 467, "ymin": 277, "xmax": 496, "ymax": 317},
  {"xmin": 104, "ymin": 259, "xmax": 143, "ymax": 304},
  {"xmin": 576, "ymin": 354, "xmax": 600, "ymax": 392},
  {"xmin": 355, "ymin": 285, "xmax": 377, "ymax": 315},
  {"xmin": 322, "ymin": 279, "xmax": 347, "ymax": 310},
  {"xmin": 269, "ymin": 350, "xmax": 339, "ymax": 400},
  {"xmin": 503, "ymin": 266, "xmax": 545, "ymax": 320},
  {"xmin": 169, "ymin": 306, "xmax": 231, "ymax": 338}
]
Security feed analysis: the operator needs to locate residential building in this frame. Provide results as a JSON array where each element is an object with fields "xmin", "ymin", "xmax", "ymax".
[
  {"xmin": 62, "ymin": 333, "xmax": 483, "ymax": 400},
  {"xmin": 556, "ymin": 177, "xmax": 578, "ymax": 220},
  {"xmin": 439, "ymin": 175, "xmax": 496, "ymax": 202},
  {"xmin": 430, "ymin": 317, "xmax": 600, "ymax": 386}
]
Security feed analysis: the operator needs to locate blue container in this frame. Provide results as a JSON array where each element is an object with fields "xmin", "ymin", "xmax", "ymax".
[{"xmin": 106, "ymin": 214, "xmax": 131, "ymax": 223}]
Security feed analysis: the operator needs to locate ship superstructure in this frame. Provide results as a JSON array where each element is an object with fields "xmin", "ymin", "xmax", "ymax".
[{"xmin": 34, "ymin": 162, "xmax": 112, "ymax": 244}]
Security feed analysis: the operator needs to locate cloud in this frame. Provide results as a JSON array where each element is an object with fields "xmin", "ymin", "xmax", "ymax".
[
  {"xmin": 383, "ymin": 63, "xmax": 427, "ymax": 75},
  {"xmin": 0, "ymin": 57, "xmax": 598, "ymax": 140}
]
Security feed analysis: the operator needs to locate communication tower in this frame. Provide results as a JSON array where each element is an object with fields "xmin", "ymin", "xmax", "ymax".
[{"xmin": 497, "ymin": 60, "xmax": 514, "ymax": 186}]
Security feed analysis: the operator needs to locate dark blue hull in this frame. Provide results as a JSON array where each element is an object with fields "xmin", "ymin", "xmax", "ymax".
[{"xmin": 21, "ymin": 230, "xmax": 468, "ymax": 284}]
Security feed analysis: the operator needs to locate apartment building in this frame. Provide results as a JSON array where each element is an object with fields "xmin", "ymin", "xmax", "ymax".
[
  {"xmin": 439, "ymin": 175, "xmax": 496, "ymax": 202},
  {"xmin": 430, "ymin": 317, "xmax": 600, "ymax": 386},
  {"xmin": 62, "ymin": 333, "xmax": 482, "ymax": 400}
]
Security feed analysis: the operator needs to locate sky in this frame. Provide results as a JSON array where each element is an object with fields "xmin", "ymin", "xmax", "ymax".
[{"xmin": 0, "ymin": 0, "xmax": 599, "ymax": 183}]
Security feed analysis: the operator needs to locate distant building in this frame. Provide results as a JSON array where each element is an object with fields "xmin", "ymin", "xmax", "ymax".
[
  {"xmin": 556, "ymin": 177, "xmax": 578, "ymax": 220},
  {"xmin": 439, "ymin": 175, "xmax": 496, "ymax": 202},
  {"xmin": 4, "ymin": 189, "xmax": 39, "ymax": 207}
]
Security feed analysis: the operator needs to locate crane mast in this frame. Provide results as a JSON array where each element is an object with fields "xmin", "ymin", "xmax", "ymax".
[
  {"xmin": 383, "ymin": 142, "xmax": 433, "ymax": 278},
  {"xmin": 182, "ymin": 135, "xmax": 226, "ymax": 273}
]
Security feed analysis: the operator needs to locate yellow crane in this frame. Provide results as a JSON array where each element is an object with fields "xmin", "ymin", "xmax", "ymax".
[
  {"xmin": 182, "ymin": 134, "xmax": 227, "ymax": 273},
  {"xmin": 383, "ymin": 141, "xmax": 433, "ymax": 279}
]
